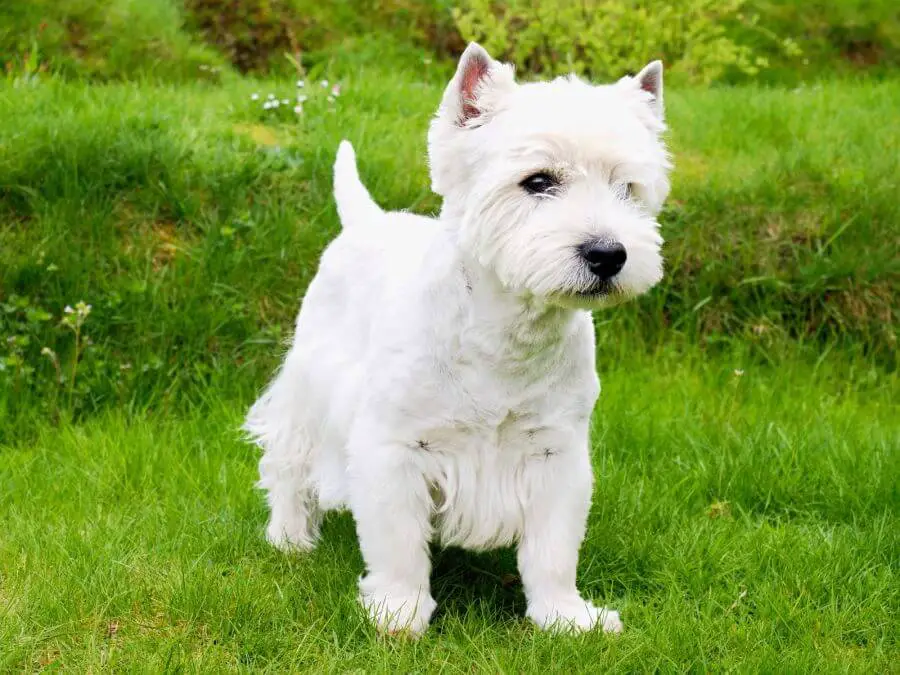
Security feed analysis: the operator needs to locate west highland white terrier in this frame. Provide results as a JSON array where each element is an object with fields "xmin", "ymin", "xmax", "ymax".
[{"xmin": 245, "ymin": 42, "xmax": 671, "ymax": 636}]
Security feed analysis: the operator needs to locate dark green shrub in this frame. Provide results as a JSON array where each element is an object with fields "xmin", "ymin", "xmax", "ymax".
[
  {"xmin": 744, "ymin": 0, "xmax": 900, "ymax": 82},
  {"xmin": 184, "ymin": 0, "xmax": 460, "ymax": 73},
  {"xmin": 184, "ymin": 0, "xmax": 301, "ymax": 73}
]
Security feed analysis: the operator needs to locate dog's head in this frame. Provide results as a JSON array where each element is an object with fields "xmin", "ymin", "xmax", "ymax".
[{"xmin": 428, "ymin": 43, "xmax": 671, "ymax": 308}]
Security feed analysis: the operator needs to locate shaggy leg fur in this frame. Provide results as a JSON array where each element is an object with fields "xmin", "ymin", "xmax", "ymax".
[
  {"xmin": 518, "ymin": 448, "xmax": 623, "ymax": 633},
  {"xmin": 348, "ymin": 437, "xmax": 437, "ymax": 634},
  {"xmin": 246, "ymin": 366, "xmax": 321, "ymax": 552}
]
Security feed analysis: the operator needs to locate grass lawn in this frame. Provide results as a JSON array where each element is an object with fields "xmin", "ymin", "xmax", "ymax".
[
  {"xmin": 1, "ymin": 58, "xmax": 898, "ymax": 670},
  {"xmin": 2, "ymin": 349, "xmax": 897, "ymax": 670}
]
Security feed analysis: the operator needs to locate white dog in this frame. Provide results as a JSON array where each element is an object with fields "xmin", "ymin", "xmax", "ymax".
[{"xmin": 245, "ymin": 43, "xmax": 671, "ymax": 636}]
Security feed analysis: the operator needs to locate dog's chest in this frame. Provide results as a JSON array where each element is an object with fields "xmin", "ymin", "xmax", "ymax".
[
  {"xmin": 415, "ymin": 395, "xmax": 585, "ymax": 551},
  {"xmin": 373, "ymin": 303, "xmax": 598, "ymax": 551}
]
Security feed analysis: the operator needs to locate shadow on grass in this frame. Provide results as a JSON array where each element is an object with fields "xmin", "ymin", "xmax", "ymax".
[
  {"xmin": 309, "ymin": 511, "xmax": 527, "ymax": 626},
  {"xmin": 430, "ymin": 547, "xmax": 526, "ymax": 626}
]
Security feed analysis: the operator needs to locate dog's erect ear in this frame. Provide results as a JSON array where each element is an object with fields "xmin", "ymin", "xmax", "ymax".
[
  {"xmin": 631, "ymin": 60, "xmax": 664, "ymax": 120},
  {"xmin": 428, "ymin": 43, "xmax": 515, "ymax": 196},
  {"xmin": 440, "ymin": 42, "xmax": 515, "ymax": 127}
]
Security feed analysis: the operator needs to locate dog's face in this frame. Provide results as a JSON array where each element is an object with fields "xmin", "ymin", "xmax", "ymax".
[{"xmin": 428, "ymin": 44, "xmax": 671, "ymax": 308}]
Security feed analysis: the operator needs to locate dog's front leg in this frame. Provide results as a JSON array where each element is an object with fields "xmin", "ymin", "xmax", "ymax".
[
  {"xmin": 517, "ymin": 447, "xmax": 623, "ymax": 633},
  {"xmin": 347, "ymin": 440, "xmax": 436, "ymax": 636}
]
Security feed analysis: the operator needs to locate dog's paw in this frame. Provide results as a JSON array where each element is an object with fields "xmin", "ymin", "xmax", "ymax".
[
  {"xmin": 359, "ymin": 587, "xmax": 437, "ymax": 637},
  {"xmin": 527, "ymin": 596, "xmax": 623, "ymax": 634},
  {"xmin": 265, "ymin": 520, "xmax": 317, "ymax": 553}
]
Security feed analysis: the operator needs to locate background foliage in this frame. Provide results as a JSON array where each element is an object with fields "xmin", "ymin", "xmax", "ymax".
[
  {"xmin": 454, "ymin": 0, "xmax": 795, "ymax": 84},
  {"xmin": 3, "ymin": 0, "xmax": 899, "ymax": 83}
]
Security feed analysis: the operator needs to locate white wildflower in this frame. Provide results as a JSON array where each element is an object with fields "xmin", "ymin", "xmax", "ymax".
[
  {"xmin": 297, "ymin": 79, "xmax": 305, "ymax": 88},
  {"xmin": 293, "ymin": 105, "xmax": 303, "ymax": 115},
  {"xmin": 330, "ymin": 84, "xmax": 341, "ymax": 97},
  {"xmin": 733, "ymin": 369, "xmax": 744, "ymax": 377},
  {"xmin": 320, "ymin": 79, "xmax": 328, "ymax": 87},
  {"xmin": 251, "ymin": 93, "xmax": 260, "ymax": 100}
]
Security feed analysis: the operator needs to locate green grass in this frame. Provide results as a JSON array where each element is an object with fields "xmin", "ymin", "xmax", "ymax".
[
  {"xmin": 2, "ymin": 349, "xmax": 897, "ymax": 670},
  {"xmin": 1, "ymin": 29, "xmax": 898, "ymax": 671},
  {"xmin": 0, "ymin": 0, "xmax": 227, "ymax": 82}
]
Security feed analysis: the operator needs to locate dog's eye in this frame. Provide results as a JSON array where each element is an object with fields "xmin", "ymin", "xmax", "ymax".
[
  {"xmin": 520, "ymin": 173, "xmax": 558, "ymax": 195},
  {"xmin": 621, "ymin": 183, "xmax": 637, "ymax": 200}
]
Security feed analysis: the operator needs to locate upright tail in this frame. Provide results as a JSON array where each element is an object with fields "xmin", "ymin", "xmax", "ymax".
[{"xmin": 333, "ymin": 140, "xmax": 382, "ymax": 229}]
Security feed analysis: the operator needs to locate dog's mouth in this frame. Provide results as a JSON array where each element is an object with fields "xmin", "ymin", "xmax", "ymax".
[
  {"xmin": 547, "ymin": 282, "xmax": 628, "ymax": 310},
  {"xmin": 575, "ymin": 280, "xmax": 619, "ymax": 298}
]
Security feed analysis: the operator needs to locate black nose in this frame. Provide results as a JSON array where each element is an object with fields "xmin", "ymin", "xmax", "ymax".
[{"xmin": 580, "ymin": 241, "xmax": 627, "ymax": 280}]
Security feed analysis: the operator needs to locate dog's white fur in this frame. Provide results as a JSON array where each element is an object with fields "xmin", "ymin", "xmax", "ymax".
[{"xmin": 245, "ymin": 43, "xmax": 671, "ymax": 636}]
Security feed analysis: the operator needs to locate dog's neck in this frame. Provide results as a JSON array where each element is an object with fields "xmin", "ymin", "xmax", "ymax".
[
  {"xmin": 457, "ymin": 253, "xmax": 581, "ymax": 372},
  {"xmin": 434, "ymin": 201, "xmax": 587, "ymax": 371}
]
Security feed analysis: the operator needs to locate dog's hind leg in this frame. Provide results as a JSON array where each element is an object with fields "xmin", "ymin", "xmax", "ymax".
[
  {"xmin": 257, "ymin": 434, "xmax": 321, "ymax": 552},
  {"xmin": 245, "ymin": 363, "xmax": 322, "ymax": 552}
]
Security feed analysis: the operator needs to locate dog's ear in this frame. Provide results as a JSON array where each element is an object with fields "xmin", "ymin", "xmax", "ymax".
[
  {"xmin": 428, "ymin": 43, "xmax": 515, "ymax": 196},
  {"xmin": 620, "ymin": 60, "xmax": 664, "ymax": 120},
  {"xmin": 440, "ymin": 42, "xmax": 516, "ymax": 127}
]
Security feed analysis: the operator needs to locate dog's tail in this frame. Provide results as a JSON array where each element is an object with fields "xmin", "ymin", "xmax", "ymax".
[{"xmin": 334, "ymin": 140, "xmax": 382, "ymax": 229}]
